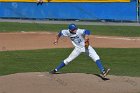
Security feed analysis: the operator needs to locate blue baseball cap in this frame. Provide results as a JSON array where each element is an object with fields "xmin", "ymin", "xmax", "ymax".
[{"xmin": 68, "ymin": 24, "xmax": 77, "ymax": 31}]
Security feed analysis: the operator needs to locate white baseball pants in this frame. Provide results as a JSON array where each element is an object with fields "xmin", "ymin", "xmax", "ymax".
[{"xmin": 64, "ymin": 45, "xmax": 100, "ymax": 65}]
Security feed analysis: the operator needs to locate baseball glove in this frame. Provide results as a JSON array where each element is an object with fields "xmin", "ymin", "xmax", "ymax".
[{"xmin": 85, "ymin": 39, "xmax": 89, "ymax": 48}]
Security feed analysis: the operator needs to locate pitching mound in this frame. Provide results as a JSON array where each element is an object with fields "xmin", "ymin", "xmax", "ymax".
[{"xmin": 0, "ymin": 72, "xmax": 140, "ymax": 93}]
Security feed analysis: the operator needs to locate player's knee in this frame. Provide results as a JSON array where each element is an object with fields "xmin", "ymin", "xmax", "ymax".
[
  {"xmin": 95, "ymin": 58, "xmax": 100, "ymax": 62},
  {"xmin": 90, "ymin": 56, "xmax": 100, "ymax": 62},
  {"xmin": 64, "ymin": 59, "xmax": 71, "ymax": 65},
  {"xmin": 64, "ymin": 57, "xmax": 73, "ymax": 65}
]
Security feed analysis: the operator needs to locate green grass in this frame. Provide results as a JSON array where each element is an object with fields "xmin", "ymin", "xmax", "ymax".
[
  {"xmin": 0, "ymin": 22, "xmax": 140, "ymax": 77},
  {"xmin": 0, "ymin": 22, "xmax": 140, "ymax": 37},
  {"xmin": 0, "ymin": 48, "xmax": 140, "ymax": 77}
]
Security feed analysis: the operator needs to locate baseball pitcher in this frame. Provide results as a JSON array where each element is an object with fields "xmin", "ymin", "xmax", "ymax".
[{"xmin": 50, "ymin": 24, "xmax": 110, "ymax": 77}]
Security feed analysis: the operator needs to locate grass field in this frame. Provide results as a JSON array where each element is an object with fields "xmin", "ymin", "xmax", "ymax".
[
  {"xmin": 0, "ymin": 22, "xmax": 140, "ymax": 37},
  {"xmin": 0, "ymin": 22, "xmax": 140, "ymax": 77},
  {"xmin": 0, "ymin": 48, "xmax": 140, "ymax": 77}
]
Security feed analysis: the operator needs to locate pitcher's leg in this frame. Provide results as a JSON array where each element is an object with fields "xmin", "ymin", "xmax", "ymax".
[
  {"xmin": 50, "ymin": 48, "xmax": 81, "ymax": 74},
  {"xmin": 63, "ymin": 48, "xmax": 81, "ymax": 65},
  {"xmin": 86, "ymin": 46, "xmax": 105, "ymax": 73}
]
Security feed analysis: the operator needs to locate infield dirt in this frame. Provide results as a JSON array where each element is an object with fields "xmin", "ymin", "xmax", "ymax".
[{"xmin": 0, "ymin": 32, "xmax": 140, "ymax": 51}]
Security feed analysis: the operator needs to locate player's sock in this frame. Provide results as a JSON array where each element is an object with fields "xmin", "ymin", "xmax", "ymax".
[
  {"xmin": 95, "ymin": 59, "xmax": 105, "ymax": 73},
  {"xmin": 55, "ymin": 61, "xmax": 65, "ymax": 71}
]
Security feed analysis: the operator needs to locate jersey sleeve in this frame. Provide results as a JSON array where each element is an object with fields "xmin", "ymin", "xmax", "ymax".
[
  {"xmin": 83, "ymin": 30, "xmax": 90, "ymax": 35},
  {"xmin": 60, "ymin": 30, "xmax": 69, "ymax": 36},
  {"xmin": 58, "ymin": 31, "xmax": 63, "ymax": 37}
]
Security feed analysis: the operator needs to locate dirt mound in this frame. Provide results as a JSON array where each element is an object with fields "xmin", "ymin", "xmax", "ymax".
[{"xmin": 0, "ymin": 72, "xmax": 140, "ymax": 93}]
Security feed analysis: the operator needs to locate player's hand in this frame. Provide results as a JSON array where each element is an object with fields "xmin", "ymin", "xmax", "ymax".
[{"xmin": 53, "ymin": 39, "xmax": 58, "ymax": 45}]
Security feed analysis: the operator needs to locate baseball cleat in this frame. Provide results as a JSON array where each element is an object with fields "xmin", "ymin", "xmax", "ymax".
[
  {"xmin": 102, "ymin": 68, "xmax": 110, "ymax": 77},
  {"xmin": 49, "ymin": 69, "xmax": 57, "ymax": 74}
]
